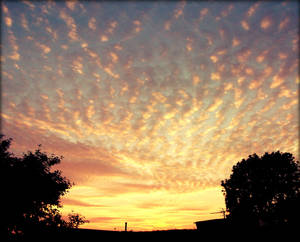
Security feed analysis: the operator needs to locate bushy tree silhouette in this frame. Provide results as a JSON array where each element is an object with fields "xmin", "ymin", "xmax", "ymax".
[
  {"xmin": 0, "ymin": 134, "xmax": 87, "ymax": 239},
  {"xmin": 67, "ymin": 212, "xmax": 88, "ymax": 229},
  {"xmin": 221, "ymin": 151, "xmax": 300, "ymax": 227}
]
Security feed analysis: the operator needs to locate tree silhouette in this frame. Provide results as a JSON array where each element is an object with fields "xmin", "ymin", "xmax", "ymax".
[
  {"xmin": 0, "ymin": 134, "xmax": 87, "ymax": 239},
  {"xmin": 221, "ymin": 151, "xmax": 300, "ymax": 227},
  {"xmin": 67, "ymin": 212, "xmax": 89, "ymax": 229}
]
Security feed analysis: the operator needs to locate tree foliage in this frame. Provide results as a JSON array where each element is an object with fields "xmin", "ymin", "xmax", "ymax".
[
  {"xmin": 221, "ymin": 151, "xmax": 300, "ymax": 226},
  {"xmin": 0, "ymin": 134, "xmax": 87, "ymax": 239},
  {"xmin": 67, "ymin": 212, "xmax": 89, "ymax": 229}
]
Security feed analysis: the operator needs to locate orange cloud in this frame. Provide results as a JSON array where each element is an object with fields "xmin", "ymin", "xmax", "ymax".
[
  {"xmin": 259, "ymin": 100, "xmax": 276, "ymax": 113},
  {"xmin": 88, "ymin": 17, "xmax": 96, "ymax": 30},
  {"xmin": 59, "ymin": 10, "xmax": 78, "ymax": 41},
  {"xmin": 104, "ymin": 67, "xmax": 119, "ymax": 78},
  {"xmin": 86, "ymin": 105, "xmax": 95, "ymax": 119},
  {"xmin": 72, "ymin": 58, "xmax": 84, "ymax": 74},
  {"xmin": 193, "ymin": 75, "xmax": 201, "ymax": 85},
  {"xmin": 281, "ymin": 98, "xmax": 297, "ymax": 110},
  {"xmin": 270, "ymin": 75, "xmax": 284, "ymax": 89},
  {"xmin": 199, "ymin": 8, "xmax": 208, "ymax": 20},
  {"xmin": 173, "ymin": 1, "xmax": 185, "ymax": 19},
  {"xmin": 2, "ymin": 1, "xmax": 298, "ymax": 231},
  {"xmin": 36, "ymin": 42, "xmax": 51, "ymax": 54},
  {"xmin": 152, "ymin": 92, "xmax": 167, "ymax": 103},
  {"xmin": 248, "ymin": 80, "xmax": 262, "ymax": 90},
  {"xmin": 260, "ymin": 16, "xmax": 272, "ymax": 29},
  {"xmin": 207, "ymin": 98, "xmax": 223, "ymax": 112},
  {"xmin": 210, "ymin": 55, "xmax": 218, "ymax": 63},
  {"xmin": 234, "ymin": 88, "xmax": 243, "ymax": 108},
  {"xmin": 110, "ymin": 52, "xmax": 118, "ymax": 63},
  {"xmin": 241, "ymin": 20, "xmax": 250, "ymax": 30},
  {"xmin": 224, "ymin": 82, "xmax": 233, "ymax": 92},
  {"xmin": 247, "ymin": 2, "xmax": 260, "ymax": 17},
  {"xmin": 211, "ymin": 72, "xmax": 220, "ymax": 81},
  {"xmin": 23, "ymin": 0, "xmax": 35, "ymax": 10},
  {"xmin": 101, "ymin": 35, "xmax": 108, "ymax": 42},
  {"xmin": 5, "ymin": 16, "xmax": 12, "ymax": 27},
  {"xmin": 62, "ymin": 198, "xmax": 106, "ymax": 208},
  {"xmin": 66, "ymin": 0, "xmax": 77, "ymax": 11},
  {"xmin": 257, "ymin": 88, "xmax": 268, "ymax": 100},
  {"xmin": 9, "ymin": 52, "xmax": 20, "ymax": 61},
  {"xmin": 278, "ymin": 87, "xmax": 293, "ymax": 98},
  {"xmin": 278, "ymin": 17, "xmax": 289, "ymax": 31},
  {"xmin": 232, "ymin": 37, "xmax": 240, "ymax": 47}
]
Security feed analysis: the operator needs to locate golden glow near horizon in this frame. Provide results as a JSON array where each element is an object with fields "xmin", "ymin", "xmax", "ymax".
[{"xmin": 1, "ymin": 1, "xmax": 299, "ymax": 231}]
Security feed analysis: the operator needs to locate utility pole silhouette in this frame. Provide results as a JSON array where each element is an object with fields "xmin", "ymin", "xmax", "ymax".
[
  {"xmin": 125, "ymin": 222, "xmax": 127, "ymax": 232},
  {"xmin": 210, "ymin": 208, "xmax": 226, "ymax": 219}
]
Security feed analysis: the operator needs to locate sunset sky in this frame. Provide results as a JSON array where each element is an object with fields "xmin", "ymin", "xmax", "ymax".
[{"xmin": 1, "ymin": 0, "xmax": 299, "ymax": 231}]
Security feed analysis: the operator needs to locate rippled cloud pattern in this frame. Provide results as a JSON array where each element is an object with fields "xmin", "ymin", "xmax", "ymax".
[{"xmin": 1, "ymin": 1, "xmax": 298, "ymax": 231}]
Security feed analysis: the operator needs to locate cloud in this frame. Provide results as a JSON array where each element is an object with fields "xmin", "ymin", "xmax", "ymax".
[
  {"xmin": 66, "ymin": 1, "xmax": 77, "ymax": 11},
  {"xmin": 278, "ymin": 17, "xmax": 290, "ymax": 31},
  {"xmin": 260, "ymin": 16, "xmax": 272, "ymax": 30},
  {"xmin": 35, "ymin": 42, "xmax": 51, "ymax": 54},
  {"xmin": 62, "ymin": 198, "xmax": 107, "ymax": 208},
  {"xmin": 1, "ymin": 1, "xmax": 298, "ymax": 230},
  {"xmin": 59, "ymin": 9, "xmax": 78, "ymax": 41},
  {"xmin": 5, "ymin": 16, "xmax": 13, "ymax": 27},
  {"xmin": 207, "ymin": 98, "xmax": 223, "ymax": 112},
  {"xmin": 240, "ymin": 20, "xmax": 250, "ymax": 31},
  {"xmin": 137, "ymin": 201, "xmax": 164, "ymax": 209},
  {"xmin": 270, "ymin": 75, "xmax": 284, "ymax": 89},
  {"xmin": 89, "ymin": 217, "xmax": 121, "ymax": 223}
]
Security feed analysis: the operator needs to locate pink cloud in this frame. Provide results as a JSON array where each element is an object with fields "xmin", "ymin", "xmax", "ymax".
[{"xmin": 62, "ymin": 198, "xmax": 107, "ymax": 208}]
